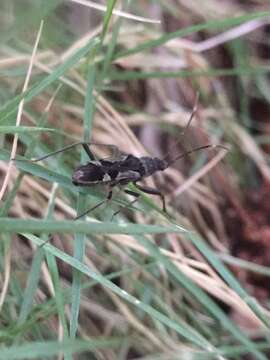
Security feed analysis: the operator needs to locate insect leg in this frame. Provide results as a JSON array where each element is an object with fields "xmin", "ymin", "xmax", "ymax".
[
  {"xmin": 11, "ymin": 142, "xmax": 87, "ymax": 163},
  {"xmin": 111, "ymin": 189, "xmax": 140, "ymax": 220},
  {"xmin": 134, "ymin": 183, "xmax": 167, "ymax": 213},
  {"xmin": 162, "ymin": 92, "xmax": 199, "ymax": 162},
  {"xmin": 82, "ymin": 143, "xmax": 96, "ymax": 160},
  {"xmin": 41, "ymin": 190, "xmax": 113, "ymax": 244},
  {"xmin": 11, "ymin": 141, "xmax": 120, "ymax": 162},
  {"xmin": 13, "ymin": 142, "xmax": 120, "ymax": 163},
  {"xmin": 75, "ymin": 190, "xmax": 113, "ymax": 220},
  {"xmin": 81, "ymin": 143, "xmax": 120, "ymax": 160},
  {"xmin": 125, "ymin": 189, "xmax": 140, "ymax": 197}
]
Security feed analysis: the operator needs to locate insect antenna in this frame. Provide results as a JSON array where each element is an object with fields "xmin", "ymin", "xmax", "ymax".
[
  {"xmin": 161, "ymin": 93, "xmax": 227, "ymax": 167},
  {"xmin": 162, "ymin": 92, "xmax": 199, "ymax": 162},
  {"xmin": 165, "ymin": 144, "xmax": 228, "ymax": 167}
]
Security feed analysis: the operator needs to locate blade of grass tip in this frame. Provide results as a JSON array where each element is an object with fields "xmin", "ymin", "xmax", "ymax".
[
  {"xmin": 100, "ymin": 0, "xmax": 127, "ymax": 81},
  {"xmin": 101, "ymin": 0, "xmax": 118, "ymax": 41},
  {"xmin": 0, "ymin": 126, "xmax": 59, "ymax": 134},
  {"xmin": 70, "ymin": 56, "xmax": 96, "ymax": 339}
]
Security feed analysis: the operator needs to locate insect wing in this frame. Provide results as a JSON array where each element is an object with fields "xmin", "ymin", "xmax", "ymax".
[
  {"xmin": 90, "ymin": 143, "xmax": 125, "ymax": 161},
  {"xmin": 98, "ymin": 159, "xmax": 141, "ymax": 184},
  {"xmin": 72, "ymin": 162, "xmax": 107, "ymax": 185},
  {"xmin": 72, "ymin": 153, "xmax": 144, "ymax": 187}
]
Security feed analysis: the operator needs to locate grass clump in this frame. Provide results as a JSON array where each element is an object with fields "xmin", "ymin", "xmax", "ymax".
[{"xmin": 1, "ymin": 1, "xmax": 270, "ymax": 359}]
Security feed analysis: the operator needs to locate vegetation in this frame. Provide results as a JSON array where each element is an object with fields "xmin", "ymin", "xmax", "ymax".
[{"xmin": 1, "ymin": 1, "xmax": 270, "ymax": 359}]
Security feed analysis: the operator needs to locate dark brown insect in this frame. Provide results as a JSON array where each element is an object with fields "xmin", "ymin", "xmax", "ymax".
[{"xmin": 27, "ymin": 101, "xmax": 226, "ymax": 220}]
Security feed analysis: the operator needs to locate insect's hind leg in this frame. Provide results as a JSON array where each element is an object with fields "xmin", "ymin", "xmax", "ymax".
[
  {"xmin": 134, "ymin": 183, "xmax": 167, "ymax": 213},
  {"xmin": 74, "ymin": 190, "xmax": 113, "ymax": 220},
  {"xmin": 11, "ymin": 142, "xmax": 94, "ymax": 163},
  {"xmin": 12, "ymin": 142, "xmax": 121, "ymax": 164},
  {"xmin": 111, "ymin": 189, "xmax": 140, "ymax": 220}
]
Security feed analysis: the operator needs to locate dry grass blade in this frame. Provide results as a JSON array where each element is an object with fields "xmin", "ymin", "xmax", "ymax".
[
  {"xmin": 68, "ymin": 0, "xmax": 161, "ymax": 23},
  {"xmin": 0, "ymin": 21, "xmax": 44, "ymax": 201},
  {"xmin": 2, "ymin": 2, "xmax": 270, "ymax": 359}
]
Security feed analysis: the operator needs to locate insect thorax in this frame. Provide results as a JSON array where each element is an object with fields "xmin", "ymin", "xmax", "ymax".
[{"xmin": 139, "ymin": 156, "xmax": 168, "ymax": 177}]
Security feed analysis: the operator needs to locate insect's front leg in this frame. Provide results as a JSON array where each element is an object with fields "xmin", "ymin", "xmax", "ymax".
[
  {"xmin": 134, "ymin": 183, "xmax": 167, "ymax": 213},
  {"xmin": 42, "ymin": 188, "xmax": 114, "ymax": 244}
]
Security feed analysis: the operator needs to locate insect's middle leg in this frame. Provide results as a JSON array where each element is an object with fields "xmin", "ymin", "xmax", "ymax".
[
  {"xmin": 134, "ymin": 183, "xmax": 167, "ymax": 213},
  {"xmin": 75, "ymin": 190, "xmax": 113, "ymax": 220},
  {"xmin": 111, "ymin": 189, "xmax": 140, "ymax": 220}
]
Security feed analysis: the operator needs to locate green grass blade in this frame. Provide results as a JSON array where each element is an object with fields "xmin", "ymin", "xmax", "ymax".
[
  {"xmin": 188, "ymin": 232, "xmax": 270, "ymax": 329},
  {"xmin": 0, "ymin": 126, "xmax": 59, "ymax": 134},
  {"xmin": 0, "ymin": 218, "xmax": 185, "ymax": 235},
  {"xmin": 70, "ymin": 55, "xmax": 97, "ymax": 340},
  {"xmin": 101, "ymin": 0, "xmax": 118, "ymax": 41},
  {"xmin": 219, "ymin": 253, "xmax": 270, "ymax": 277},
  {"xmin": 109, "ymin": 67, "xmax": 270, "ymax": 81},
  {"xmin": 23, "ymin": 234, "xmax": 219, "ymax": 351},
  {"xmin": 18, "ymin": 247, "xmax": 44, "ymax": 324},
  {"xmin": 0, "ymin": 37, "xmax": 100, "ymax": 124},
  {"xmin": 113, "ymin": 11, "xmax": 270, "ymax": 60},
  {"xmin": 132, "ymin": 232, "xmax": 269, "ymax": 360},
  {"xmin": 0, "ymin": 339, "xmax": 119, "ymax": 360}
]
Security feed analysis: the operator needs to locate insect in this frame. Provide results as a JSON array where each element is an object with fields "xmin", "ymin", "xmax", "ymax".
[
  {"xmin": 29, "ymin": 141, "xmax": 224, "ymax": 220},
  {"xmin": 23, "ymin": 104, "xmax": 226, "ymax": 220}
]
